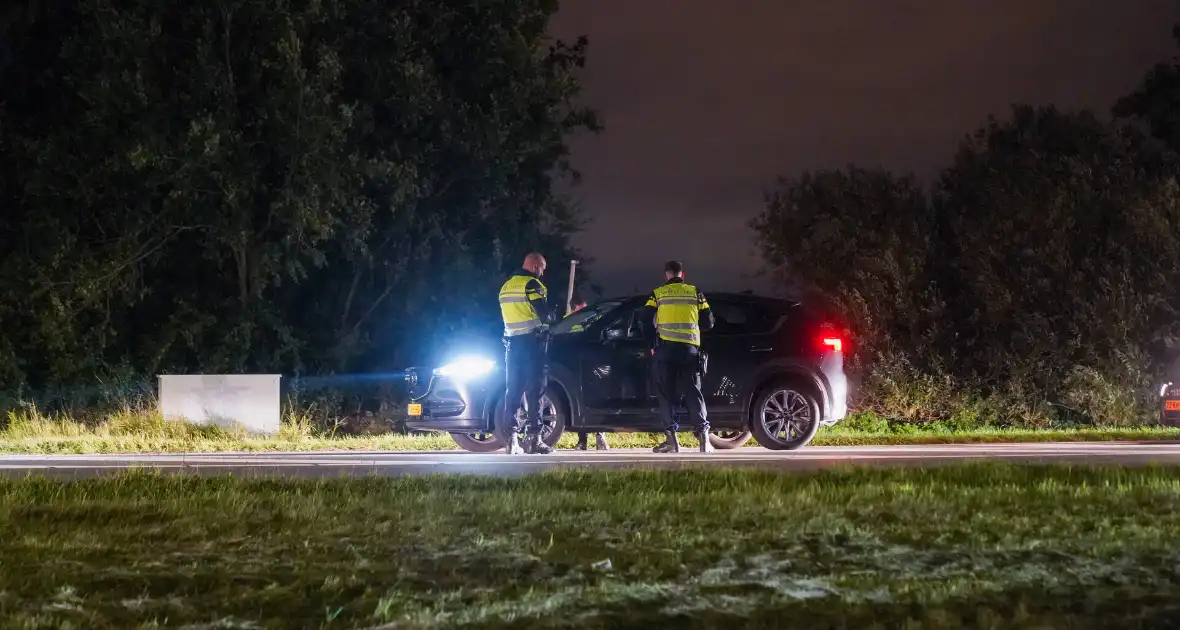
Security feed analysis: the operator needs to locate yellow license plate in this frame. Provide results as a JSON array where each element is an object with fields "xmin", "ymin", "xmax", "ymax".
[
  {"xmin": 1166, "ymin": 400, "xmax": 1180, "ymax": 412},
  {"xmin": 407, "ymin": 403, "xmax": 422, "ymax": 416}
]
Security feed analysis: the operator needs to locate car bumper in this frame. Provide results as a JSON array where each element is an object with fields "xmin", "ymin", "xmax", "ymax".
[
  {"xmin": 816, "ymin": 352, "xmax": 848, "ymax": 425},
  {"xmin": 401, "ymin": 367, "xmax": 497, "ymax": 433},
  {"xmin": 825, "ymin": 370, "xmax": 849, "ymax": 424}
]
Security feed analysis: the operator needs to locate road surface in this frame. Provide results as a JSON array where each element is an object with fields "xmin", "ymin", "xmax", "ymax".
[{"xmin": 2, "ymin": 442, "xmax": 1180, "ymax": 478}]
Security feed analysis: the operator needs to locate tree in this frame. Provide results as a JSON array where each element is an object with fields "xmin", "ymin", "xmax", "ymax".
[
  {"xmin": 754, "ymin": 168, "xmax": 942, "ymax": 367},
  {"xmin": 753, "ymin": 104, "xmax": 1180, "ymax": 424},
  {"xmin": 935, "ymin": 105, "xmax": 1180, "ymax": 399},
  {"xmin": 1114, "ymin": 23, "xmax": 1180, "ymax": 154},
  {"xmin": 0, "ymin": 0, "xmax": 600, "ymax": 407}
]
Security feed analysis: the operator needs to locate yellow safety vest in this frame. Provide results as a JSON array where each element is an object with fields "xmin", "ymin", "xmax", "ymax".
[
  {"xmin": 499, "ymin": 274, "xmax": 547, "ymax": 337},
  {"xmin": 645, "ymin": 281, "xmax": 709, "ymax": 346}
]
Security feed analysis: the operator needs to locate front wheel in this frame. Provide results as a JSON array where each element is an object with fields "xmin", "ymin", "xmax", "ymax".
[
  {"xmin": 749, "ymin": 381, "xmax": 821, "ymax": 451},
  {"xmin": 708, "ymin": 429, "xmax": 751, "ymax": 449},
  {"xmin": 494, "ymin": 385, "xmax": 568, "ymax": 449}
]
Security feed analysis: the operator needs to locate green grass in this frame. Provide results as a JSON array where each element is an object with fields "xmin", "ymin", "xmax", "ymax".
[
  {"xmin": 3, "ymin": 465, "xmax": 1180, "ymax": 628},
  {"xmin": 1, "ymin": 407, "xmax": 1180, "ymax": 454}
]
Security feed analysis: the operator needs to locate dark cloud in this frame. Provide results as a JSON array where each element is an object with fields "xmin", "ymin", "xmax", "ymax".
[{"xmin": 550, "ymin": 0, "xmax": 1179, "ymax": 296}]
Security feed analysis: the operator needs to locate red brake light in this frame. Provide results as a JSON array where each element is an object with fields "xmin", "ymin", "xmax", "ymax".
[{"xmin": 822, "ymin": 337, "xmax": 842, "ymax": 354}]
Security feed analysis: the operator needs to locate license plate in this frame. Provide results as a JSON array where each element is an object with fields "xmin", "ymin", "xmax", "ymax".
[
  {"xmin": 1166, "ymin": 400, "xmax": 1180, "ymax": 412},
  {"xmin": 407, "ymin": 403, "xmax": 422, "ymax": 416}
]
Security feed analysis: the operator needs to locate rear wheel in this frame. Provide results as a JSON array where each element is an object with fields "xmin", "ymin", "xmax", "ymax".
[
  {"xmin": 449, "ymin": 431, "xmax": 504, "ymax": 453},
  {"xmin": 707, "ymin": 429, "xmax": 751, "ymax": 449},
  {"xmin": 494, "ymin": 385, "xmax": 568, "ymax": 449},
  {"xmin": 749, "ymin": 381, "xmax": 821, "ymax": 451}
]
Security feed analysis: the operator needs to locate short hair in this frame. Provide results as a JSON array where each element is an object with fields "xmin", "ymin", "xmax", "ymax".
[
  {"xmin": 664, "ymin": 260, "xmax": 684, "ymax": 275},
  {"xmin": 570, "ymin": 293, "xmax": 586, "ymax": 306}
]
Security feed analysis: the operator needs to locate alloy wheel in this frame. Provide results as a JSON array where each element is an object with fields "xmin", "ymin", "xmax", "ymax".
[
  {"xmin": 759, "ymin": 389, "xmax": 814, "ymax": 443},
  {"xmin": 510, "ymin": 396, "xmax": 558, "ymax": 439}
]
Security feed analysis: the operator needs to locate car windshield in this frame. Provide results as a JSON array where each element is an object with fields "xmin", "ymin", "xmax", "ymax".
[{"xmin": 550, "ymin": 300, "xmax": 624, "ymax": 335}]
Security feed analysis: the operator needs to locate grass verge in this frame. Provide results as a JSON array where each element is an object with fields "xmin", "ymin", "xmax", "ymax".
[
  {"xmin": 1, "ymin": 408, "xmax": 1180, "ymax": 453},
  {"xmin": 3, "ymin": 465, "xmax": 1180, "ymax": 628}
]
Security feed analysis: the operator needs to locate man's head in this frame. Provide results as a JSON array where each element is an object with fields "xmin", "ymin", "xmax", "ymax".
[
  {"xmin": 523, "ymin": 253, "xmax": 547, "ymax": 277},
  {"xmin": 570, "ymin": 294, "xmax": 587, "ymax": 312},
  {"xmin": 664, "ymin": 260, "xmax": 684, "ymax": 280}
]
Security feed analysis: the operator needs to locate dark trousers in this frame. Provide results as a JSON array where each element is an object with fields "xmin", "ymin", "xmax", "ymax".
[
  {"xmin": 503, "ymin": 333, "xmax": 548, "ymax": 434},
  {"xmin": 654, "ymin": 341, "xmax": 707, "ymax": 432}
]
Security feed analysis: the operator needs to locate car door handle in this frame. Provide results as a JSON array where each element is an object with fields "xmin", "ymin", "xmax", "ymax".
[{"xmin": 749, "ymin": 346, "xmax": 773, "ymax": 352}]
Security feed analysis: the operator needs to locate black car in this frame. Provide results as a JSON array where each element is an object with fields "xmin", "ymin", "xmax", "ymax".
[{"xmin": 402, "ymin": 292, "xmax": 848, "ymax": 452}]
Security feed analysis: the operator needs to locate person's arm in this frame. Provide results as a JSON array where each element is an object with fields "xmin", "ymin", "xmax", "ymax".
[
  {"xmin": 697, "ymin": 291, "xmax": 715, "ymax": 332},
  {"xmin": 643, "ymin": 293, "xmax": 658, "ymax": 351},
  {"xmin": 526, "ymin": 279, "xmax": 555, "ymax": 324}
]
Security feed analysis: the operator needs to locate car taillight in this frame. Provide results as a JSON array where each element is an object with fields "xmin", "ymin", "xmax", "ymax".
[{"xmin": 822, "ymin": 337, "xmax": 842, "ymax": 354}]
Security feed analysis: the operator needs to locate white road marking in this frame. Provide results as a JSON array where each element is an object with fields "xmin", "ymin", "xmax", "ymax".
[{"xmin": 3, "ymin": 442, "xmax": 1180, "ymax": 476}]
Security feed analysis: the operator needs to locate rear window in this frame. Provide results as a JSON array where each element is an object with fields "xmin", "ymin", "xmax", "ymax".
[{"xmin": 707, "ymin": 299, "xmax": 783, "ymax": 336}]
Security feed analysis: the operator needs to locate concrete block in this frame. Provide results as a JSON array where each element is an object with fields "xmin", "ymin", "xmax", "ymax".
[{"xmin": 157, "ymin": 374, "xmax": 282, "ymax": 434}]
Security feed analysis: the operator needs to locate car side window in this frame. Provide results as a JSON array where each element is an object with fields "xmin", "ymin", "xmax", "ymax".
[
  {"xmin": 626, "ymin": 304, "xmax": 650, "ymax": 339},
  {"xmin": 707, "ymin": 300, "xmax": 779, "ymax": 336},
  {"xmin": 599, "ymin": 304, "xmax": 646, "ymax": 339}
]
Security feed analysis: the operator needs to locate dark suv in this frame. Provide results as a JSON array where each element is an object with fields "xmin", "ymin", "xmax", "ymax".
[{"xmin": 402, "ymin": 292, "xmax": 848, "ymax": 452}]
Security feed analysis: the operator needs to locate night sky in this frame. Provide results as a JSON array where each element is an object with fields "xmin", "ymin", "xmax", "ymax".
[{"xmin": 550, "ymin": 0, "xmax": 1179, "ymax": 297}]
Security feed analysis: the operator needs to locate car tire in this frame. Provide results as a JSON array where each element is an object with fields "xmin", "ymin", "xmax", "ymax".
[
  {"xmin": 449, "ymin": 431, "xmax": 505, "ymax": 453},
  {"xmin": 493, "ymin": 384, "xmax": 568, "ymax": 449},
  {"xmin": 707, "ymin": 429, "xmax": 752, "ymax": 449},
  {"xmin": 749, "ymin": 380, "xmax": 821, "ymax": 451}
]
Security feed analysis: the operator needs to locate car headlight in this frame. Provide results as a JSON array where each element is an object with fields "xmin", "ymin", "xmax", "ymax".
[
  {"xmin": 433, "ymin": 356, "xmax": 496, "ymax": 380},
  {"xmin": 1161, "ymin": 382, "xmax": 1173, "ymax": 397}
]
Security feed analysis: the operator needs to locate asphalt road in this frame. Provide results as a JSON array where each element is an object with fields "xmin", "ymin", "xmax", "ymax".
[{"xmin": 2, "ymin": 442, "xmax": 1180, "ymax": 478}]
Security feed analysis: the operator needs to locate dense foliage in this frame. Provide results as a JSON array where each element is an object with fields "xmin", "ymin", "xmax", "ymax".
[
  {"xmin": 753, "ymin": 25, "xmax": 1180, "ymax": 427},
  {"xmin": 0, "ymin": 0, "xmax": 599, "ymax": 411}
]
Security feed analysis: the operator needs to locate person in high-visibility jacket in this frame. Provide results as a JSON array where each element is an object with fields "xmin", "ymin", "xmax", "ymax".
[
  {"xmin": 643, "ymin": 260, "xmax": 715, "ymax": 453},
  {"xmin": 499, "ymin": 252, "xmax": 557, "ymax": 454},
  {"xmin": 567, "ymin": 296, "xmax": 610, "ymax": 452}
]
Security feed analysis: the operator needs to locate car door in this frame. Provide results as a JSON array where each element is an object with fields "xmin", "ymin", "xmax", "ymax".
[
  {"xmin": 700, "ymin": 297, "xmax": 777, "ymax": 414},
  {"xmin": 614, "ymin": 302, "xmax": 659, "ymax": 423},
  {"xmin": 577, "ymin": 301, "xmax": 655, "ymax": 427}
]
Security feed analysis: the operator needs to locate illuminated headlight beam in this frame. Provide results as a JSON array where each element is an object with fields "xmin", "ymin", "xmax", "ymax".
[{"xmin": 434, "ymin": 356, "xmax": 497, "ymax": 381}]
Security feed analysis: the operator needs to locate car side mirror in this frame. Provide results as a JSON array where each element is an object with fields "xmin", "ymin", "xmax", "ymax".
[{"xmin": 604, "ymin": 327, "xmax": 625, "ymax": 341}]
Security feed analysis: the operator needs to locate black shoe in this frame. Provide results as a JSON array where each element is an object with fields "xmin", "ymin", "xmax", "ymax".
[
  {"xmin": 527, "ymin": 434, "xmax": 554, "ymax": 455},
  {"xmin": 595, "ymin": 433, "xmax": 610, "ymax": 451},
  {"xmin": 505, "ymin": 433, "xmax": 524, "ymax": 455},
  {"xmin": 575, "ymin": 434, "xmax": 589, "ymax": 451},
  {"xmin": 698, "ymin": 429, "xmax": 715, "ymax": 453},
  {"xmin": 653, "ymin": 430, "xmax": 680, "ymax": 454}
]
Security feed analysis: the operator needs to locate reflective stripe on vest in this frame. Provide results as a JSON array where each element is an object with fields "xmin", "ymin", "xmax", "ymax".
[
  {"xmin": 646, "ymin": 282, "xmax": 706, "ymax": 346},
  {"xmin": 499, "ymin": 274, "xmax": 547, "ymax": 337}
]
